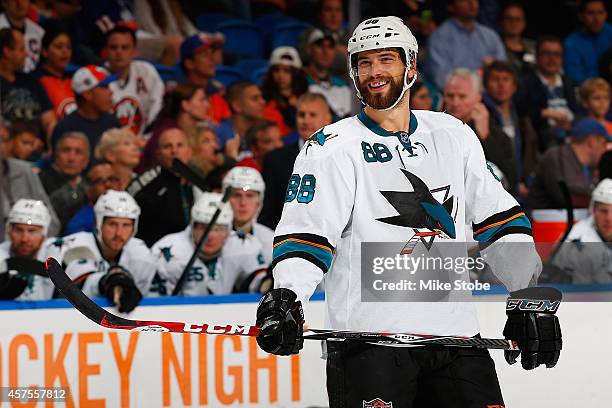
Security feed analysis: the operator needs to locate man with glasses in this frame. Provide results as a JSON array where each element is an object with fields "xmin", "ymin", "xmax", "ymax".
[
  {"xmin": 0, "ymin": 199, "xmax": 56, "ymax": 300},
  {"xmin": 150, "ymin": 192, "xmax": 268, "ymax": 296},
  {"xmin": 64, "ymin": 160, "xmax": 120, "ymax": 235}
]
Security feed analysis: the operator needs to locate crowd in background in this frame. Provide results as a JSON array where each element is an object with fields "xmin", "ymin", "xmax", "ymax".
[{"xmin": 0, "ymin": 0, "xmax": 611, "ymax": 309}]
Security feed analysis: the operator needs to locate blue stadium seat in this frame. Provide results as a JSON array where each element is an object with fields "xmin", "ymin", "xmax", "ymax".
[
  {"xmin": 152, "ymin": 63, "xmax": 180, "ymax": 83},
  {"xmin": 216, "ymin": 20, "xmax": 264, "ymax": 60},
  {"xmin": 234, "ymin": 59, "xmax": 268, "ymax": 80},
  {"xmin": 214, "ymin": 65, "xmax": 243, "ymax": 87},
  {"xmin": 270, "ymin": 21, "xmax": 312, "ymax": 50},
  {"xmin": 250, "ymin": 66, "xmax": 269, "ymax": 85},
  {"xmin": 254, "ymin": 13, "xmax": 301, "ymax": 52},
  {"xmin": 195, "ymin": 12, "xmax": 234, "ymax": 32}
]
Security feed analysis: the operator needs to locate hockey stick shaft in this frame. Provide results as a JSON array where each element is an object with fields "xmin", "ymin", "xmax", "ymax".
[
  {"xmin": 172, "ymin": 158, "xmax": 211, "ymax": 192},
  {"xmin": 45, "ymin": 258, "xmax": 518, "ymax": 350},
  {"xmin": 171, "ymin": 187, "xmax": 232, "ymax": 295}
]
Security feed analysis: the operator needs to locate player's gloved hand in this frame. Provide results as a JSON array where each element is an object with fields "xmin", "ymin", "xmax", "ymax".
[
  {"xmin": 99, "ymin": 265, "xmax": 143, "ymax": 313},
  {"xmin": 256, "ymin": 288, "xmax": 304, "ymax": 355},
  {"xmin": 0, "ymin": 272, "xmax": 28, "ymax": 299},
  {"xmin": 503, "ymin": 287, "xmax": 562, "ymax": 370}
]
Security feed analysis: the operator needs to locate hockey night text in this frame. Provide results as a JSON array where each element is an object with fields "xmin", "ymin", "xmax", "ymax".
[{"xmin": 371, "ymin": 253, "xmax": 486, "ymax": 275}]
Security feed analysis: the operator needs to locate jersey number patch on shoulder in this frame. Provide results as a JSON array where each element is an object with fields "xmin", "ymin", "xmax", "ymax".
[
  {"xmin": 361, "ymin": 141, "xmax": 392, "ymax": 163},
  {"xmin": 285, "ymin": 174, "xmax": 316, "ymax": 203}
]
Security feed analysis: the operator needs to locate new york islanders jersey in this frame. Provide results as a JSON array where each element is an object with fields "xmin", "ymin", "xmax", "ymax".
[
  {"xmin": 0, "ymin": 15, "xmax": 43, "ymax": 72},
  {"xmin": 150, "ymin": 226, "xmax": 268, "ymax": 296},
  {"xmin": 0, "ymin": 238, "xmax": 61, "ymax": 300},
  {"xmin": 272, "ymin": 110, "xmax": 541, "ymax": 337},
  {"xmin": 109, "ymin": 60, "xmax": 164, "ymax": 135},
  {"xmin": 55, "ymin": 232, "xmax": 156, "ymax": 299}
]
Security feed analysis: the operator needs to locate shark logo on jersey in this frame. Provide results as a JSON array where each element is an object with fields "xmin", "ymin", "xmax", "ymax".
[
  {"xmin": 377, "ymin": 169, "xmax": 456, "ymax": 253},
  {"xmin": 305, "ymin": 128, "xmax": 338, "ymax": 154},
  {"xmin": 160, "ymin": 246, "xmax": 173, "ymax": 262}
]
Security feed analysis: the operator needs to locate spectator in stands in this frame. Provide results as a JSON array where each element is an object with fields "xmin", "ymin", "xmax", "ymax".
[
  {"xmin": 304, "ymin": 28, "xmax": 351, "ymax": 118},
  {"xmin": 5, "ymin": 121, "xmax": 42, "ymax": 161},
  {"xmin": 240, "ymin": 120, "xmax": 283, "ymax": 172},
  {"xmin": 94, "ymin": 128, "xmax": 140, "ymax": 190},
  {"xmin": 425, "ymin": 0, "xmax": 506, "ymax": 91},
  {"xmin": 75, "ymin": 0, "xmax": 181, "ymax": 66},
  {"xmin": 216, "ymin": 80, "xmax": 266, "ymax": 152},
  {"xmin": 443, "ymin": 68, "xmax": 518, "ymax": 192},
  {"xmin": 222, "ymin": 166, "xmax": 274, "ymax": 264},
  {"xmin": 564, "ymin": 0, "xmax": 612, "ymax": 85},
  {"xmin": 105, "ymin": 26, "xmax": 164, "ymax": 136},
  {"xmin": 0, "ymin": 28, "xmax": 55, "ymax": 145},
  {"xmin": 580, "ymin": 78, "xmax": 612, "ymax": 135},
  {"xmin": 528, "ymin": 118, "xmax": 610, "ymax": 209},
  {"xmin": 259, "ymin": 93, "xmax": 332, "ymax": 229},
  {"xmin": 0, "ymin": 136, "xmax": 60, "ymax": 237},
  {"xmin": 499, "ymin": 2, "xmax": 535, "ymax": 75},
  {"xmin": 38, "ymin": 131, "xmax": 89, "ymax": 230},
  {"xmin": 0, "ymin": 0, "xmax": 44, "ymax": 72},
  {"xmin": 549, "ymin": 179, "xmax": 612, "ymax": 283},
  {"xmin": 517, "ymin": 36, "xmax": 578, "ymax": 152},
  {"xmin": 409, "ymin": 80, "xmax": 433, "ymax": 110},
  {"xmin": 483, "ymin": 61, "xmax": 540, "ymax": 198},
  {"xmin": 142, "ymin": 84, "xmax": 213, "ymax": 170},
  {"xmin": 180, "ymin": 32, "xmax": 231, "ymax": 124},
  {"xmin": 133, "ymin": 0, "xmax": 197, "ymax": 39},
  {"xmin": 187, "ymin": 123, "xmax": 228, "ymax": 183},
  {"xmin": 0, "ymin": 199, "xmax": 56, "ymax": 300},
  {"xmin": 64, "ymin": 160, "xmax": 119, "ymax": 235},
  {"xmin": 34, "ymin": 22, "xmax": 76, "ymax": 120},
  {"xmin": 131, "ymin": 127, "xmax": 195, "ymax": 247},
  {"xmin": 261, "ymin": 46, "xmax": 309, "ymax": 137},
  {"xmin": 51, "ymin": 65, "xmax": 120, "ymax": 155},
  {"xmin": 150, "ymin": 192, "xmax": 268, "ymax": 296}
]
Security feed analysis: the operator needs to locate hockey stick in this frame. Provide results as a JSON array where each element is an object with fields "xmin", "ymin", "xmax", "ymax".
[
  {"xmin": 549, "ymin": 180, "xmax": 574, "ymax": 260},
  {"xmin": 45, "ymin": 257, "xmax": 518, "ymax": 350},
  {"xmin": 171, "ymin": 187, "xmax": 232, "ymax": 295},
  {"xmin": 172, "ymin": 158, "xmax": 211, "ymax": 192}
]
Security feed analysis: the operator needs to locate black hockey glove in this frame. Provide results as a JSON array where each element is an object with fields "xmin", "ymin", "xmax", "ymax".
[
  {"xmin": 256, "ymin": 288, "xmax": 304, "ymax": 355},
  {"xmin": 98, "ymin": 265, "xmax": 143, "ymax": 313},
  {"xmin": 503, "ymin": 287, "xmax": 562, "ymax": 370},
  {"xmin": 0, "ymin": 272, "xmax": 28, "ymax": 299}
]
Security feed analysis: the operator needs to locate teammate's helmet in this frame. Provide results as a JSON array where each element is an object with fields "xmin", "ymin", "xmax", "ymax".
[
  {"xmin": 591, "ymin": 178, "xmax": 612, "ymax": 206},
  {"xmin": 347, "ymin": 16, "xmax": 419, "ymax": 111},
  {"xmin": 191, "ymin": 192, "xmax": 233, "ymax": 227},
  {"xmin": 222, "ymin": 166, "xmax": 265, "ymax": 195},
  {"xmin": 7, "ymin": 199, "xmax": 52, "ymax": 236},
  {"xmin": 93, "ymin": 190, "xmax": 141, "ymax": 238}
]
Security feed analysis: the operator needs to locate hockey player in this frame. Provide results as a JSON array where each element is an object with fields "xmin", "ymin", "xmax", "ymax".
[
  {"xmin": 106, "ymin": 26, "xmax": 164, "ymax": 136},
  {"xmin": 0, "ymin": 199, "xmax": 56, "ymax": 300},
  {"xmin": 222, "ymin": 166, "xmax": 274, "ymax": 264},
  {"xmin": 550, "ymin": 178, "xmax": 612, "ymax": 283},
  {"xmin": 255, "ymin": 16, "xmax": 561, "ymax": 407},
  {"xmin": 150, "ymin": 192, "xmax": 268, "ymax": 296},
  {"xmin": 57, "ymin": 190, "xmax": 155, "ymax": 313}
]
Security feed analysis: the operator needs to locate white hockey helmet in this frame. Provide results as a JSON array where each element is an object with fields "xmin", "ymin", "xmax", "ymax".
[
  {"xmin": 591, "ymin": 178, "xmax": 612, "ymax": 206},
  {"xmin": 7, "ymin": 199, "xmax": 52, "ymax": 236},
  {"xmin": 191, "ymin": 192, "xmax": 233, "ymax": 228},
  {"xmin": 348, "ymin": 16, "xmax": 419, "ymax": 111},
  {"xmin": 222, "ymin": 166, "xmax": 265, "ymax": 195},
  {"xmin": 94, "ymin": 190, "xmax": 141, "ymax": 237}
]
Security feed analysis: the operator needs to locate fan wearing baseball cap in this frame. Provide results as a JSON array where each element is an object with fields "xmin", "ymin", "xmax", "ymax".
[
  {"xmin": 261, "ymin": 46, "xmax": 309, "ymax": 136},
  {"xmin": 50, "ymin": 65, "xmax": 120, "ymax": 156},
  {"xmin": 180, "ymin": 32, "xmax": 231, "ymax": 124},
  {"xmin": 0, "ymin": 28, "xmax": 55, "ymax": 144},
  {"xmin": 528, "ymin": 117, "xmax": 612, "ymax": 209}
]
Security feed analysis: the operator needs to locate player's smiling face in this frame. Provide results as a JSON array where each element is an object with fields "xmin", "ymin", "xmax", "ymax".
[{"xmin": 355, "ymin": 48, "xmax": 407, "ymax": 110}]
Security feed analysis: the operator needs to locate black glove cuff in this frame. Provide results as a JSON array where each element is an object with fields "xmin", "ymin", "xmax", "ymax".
[{"xmin": 506, "ymin": 287, "xmax": 562, "ymax": 315}]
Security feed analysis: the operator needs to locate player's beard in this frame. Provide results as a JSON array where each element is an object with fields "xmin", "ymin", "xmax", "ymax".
[{"xmin": 357, "ymin": 74, "xmax": 405, "ymax": 110}]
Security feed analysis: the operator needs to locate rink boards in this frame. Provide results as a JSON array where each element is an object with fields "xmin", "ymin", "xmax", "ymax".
[{"xmin": 0, "ymin": 288, "xmax": 611, "ymax": 407}]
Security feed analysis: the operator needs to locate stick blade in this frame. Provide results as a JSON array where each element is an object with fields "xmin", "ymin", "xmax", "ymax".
[{"xmin": 45, "ymin": 257, "xmax": 135, "ymax": 329}]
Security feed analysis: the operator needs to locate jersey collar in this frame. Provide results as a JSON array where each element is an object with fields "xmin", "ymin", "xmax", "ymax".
[{"xmin": 357, "ymin": 109, "xmax": 418, "ymax": 138}]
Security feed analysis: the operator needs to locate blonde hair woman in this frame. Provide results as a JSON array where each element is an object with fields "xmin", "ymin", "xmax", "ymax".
[{"xmin": 94, "ymin": 128, "xmax": 141, "ymax": 190}]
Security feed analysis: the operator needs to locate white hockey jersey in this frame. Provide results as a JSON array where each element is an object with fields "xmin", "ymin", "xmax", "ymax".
[
  {"xmin": 0, "ymin": 238, "xmax": 62, "ymax": 300},
  {"xmin": 551, "ymin": 216, "xmax": 612, "ymax": 283},
  {"xmin": 0, "ymin": 15, "xmax": 43, "ymax": 73},
  {"xmin": 251, "ymin": 222, "xmax": 274, "ymax": 265},
  {"xmin": 272, "ymin": 110, "xmax": 540, "ymax": 337},
  {"xmin": 109, "ymin": 60, "xmax": 164, "ymax": 135},
  {"xmin": 150, "ymin": 226, "xmax": 268, "ymax": 296},
  {"xmin": 54, "ymin": 232, "xmax": 156, "ymax": 299}
]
